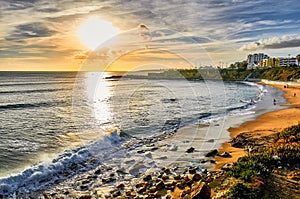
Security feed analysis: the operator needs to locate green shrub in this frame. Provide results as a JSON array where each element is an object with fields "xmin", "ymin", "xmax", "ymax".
[
  {"xmin": 229, "ymin": 156, "xmax": 265, "ymax": 182},
  {"xmin": 276, "ymin": 123, "xmax": 300, "ymax": 141},
  {"xmin": 226, "ymin": 182, "xmax": 262, "ymax": 199}
]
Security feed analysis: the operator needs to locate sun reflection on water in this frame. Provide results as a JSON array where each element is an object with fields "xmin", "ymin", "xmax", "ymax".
[{"xmin": 85, "ymin": 72, "xmax": 115, "ymax": 134}]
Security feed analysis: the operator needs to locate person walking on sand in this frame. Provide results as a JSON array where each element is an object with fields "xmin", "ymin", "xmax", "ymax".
[{"xmin": 273, "ymin": 98, "xmax": 276, "ymax": 105}]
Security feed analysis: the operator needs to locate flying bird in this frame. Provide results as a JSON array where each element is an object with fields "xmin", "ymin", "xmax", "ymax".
[{"xmin": 139, "ymin": 24, "xmax": 149, "ymax": 30}]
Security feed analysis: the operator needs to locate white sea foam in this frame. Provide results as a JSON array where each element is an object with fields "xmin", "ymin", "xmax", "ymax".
[{"xmin": 0, "ymin": 130, "xmax": 123, "ymax": 196}]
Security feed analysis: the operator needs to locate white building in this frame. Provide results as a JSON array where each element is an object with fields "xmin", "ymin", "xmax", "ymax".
[
  {"xmin": 279, "ymin": 57, "xmax": 297, "ymax": 66},
  {"xmin": 247, "ymin": 53, "xmax": 269, "ymax": 68}
]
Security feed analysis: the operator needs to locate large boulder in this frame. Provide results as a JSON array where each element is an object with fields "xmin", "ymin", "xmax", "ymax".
[
  {"xmin": 190, "ymin": 182, "xmax": 211, "ymax": 199},
  {"xmin": 205, "ymin": 149, "xmax": 218, "ymax": 157}
]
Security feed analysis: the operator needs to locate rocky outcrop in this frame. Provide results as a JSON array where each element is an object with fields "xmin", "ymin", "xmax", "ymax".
[{"xmin": 190, "ymin": 182, "xmax": 211, "ymax": 199}]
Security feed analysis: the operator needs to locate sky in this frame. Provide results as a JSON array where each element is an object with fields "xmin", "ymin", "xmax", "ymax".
[{"xmin": 1, "ymin": 0, "xmax": 300, "ymax": 71}]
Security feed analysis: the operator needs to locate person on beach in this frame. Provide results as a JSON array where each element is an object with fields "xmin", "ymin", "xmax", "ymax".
[
  {"xmin": 294, "ymin": 93, "xmax": 296, "ymax": 97},
  {"xmin": 273, "ymin": 98, "xmax": 276, "ymax": 105}
]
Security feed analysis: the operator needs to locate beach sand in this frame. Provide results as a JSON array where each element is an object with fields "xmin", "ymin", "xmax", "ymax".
[{"xmin": 213, "ymin": 83, "xmax": 300, "ymax": 170}]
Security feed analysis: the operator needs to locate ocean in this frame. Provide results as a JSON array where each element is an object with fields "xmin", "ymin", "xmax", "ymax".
[{"xmin": 0, "ymin": 71, "xmax": 285, "ymax": 196}]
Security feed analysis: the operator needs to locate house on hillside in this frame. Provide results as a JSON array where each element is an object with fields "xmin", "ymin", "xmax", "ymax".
[{"xmin": 247, "ymin": 53, "xmax": 269, "ymax": 68}]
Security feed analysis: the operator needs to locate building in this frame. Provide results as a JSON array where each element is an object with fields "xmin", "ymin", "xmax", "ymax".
[
  {"xmin": 258, "ymin": 58, "xmax": 280, "ymax": 68},
  {"xmin": 258, "ymin": 59, "xmax": 267, "ymax": 68},
  {"xmin": 247, "ymin": 53, "xmax": 269, "ymax": 68},
  {"xmin": 278, "ymin": 57, "xmax": 297, "ymax": 66}
]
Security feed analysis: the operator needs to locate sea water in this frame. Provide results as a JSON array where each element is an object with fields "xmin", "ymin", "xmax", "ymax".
[{"xmin": 0, "ymin": 71, "xmax": 281, "ymax": 195}]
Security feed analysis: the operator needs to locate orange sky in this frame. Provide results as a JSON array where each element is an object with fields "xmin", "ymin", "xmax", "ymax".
[{"xmin": 1, "ymin": 1, "xmax": 300, "ymax": 71}]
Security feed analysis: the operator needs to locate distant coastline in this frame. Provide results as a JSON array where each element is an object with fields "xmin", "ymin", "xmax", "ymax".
[{"xmin": 120, "ymin": 66, "xmax": 300, "ymax": 82}]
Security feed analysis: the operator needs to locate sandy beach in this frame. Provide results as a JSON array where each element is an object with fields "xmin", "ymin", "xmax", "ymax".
[{"xmin": 213, "ymin": 82, "xmax": 300, "ymax": 171}]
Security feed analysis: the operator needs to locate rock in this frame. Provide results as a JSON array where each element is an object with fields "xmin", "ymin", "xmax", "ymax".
[
  {"xmin": 217, "ymin": 152, "xmax": 231, "ymax": 158},
  {"xmin": 126, "ymin": 190, "xmax": 133, "ymax": 196},
  {"xmin": 183, "ymin": 175, "xmax": 189, "ymax": 182},
  {"xmin": 112, "ymin": 190, "xmax": 121, "ymax": 197},
  {"xmin": 221, "ymin": 163, "xmax": 233, "ymax": 171},
  {"xmin": 192, "ymin": 173, "xmax": 202, "ymax": 182},
  {"xmin": 144, "ymin": 181, "xmax": 150, "ymax": 187},
  {"xmin": 165, "ymin": 181, "xmax": 176, "ymax": 189},
  {"xmin": 63, "ymin": 190, "xmax": 70, "ymax": 195},
  {"xmin": 162, "ymin": 175, "xmax": 169, "ymax": 181},
  {"xmin": 162, "ymin": 167, "xmax": 171, "ymax": 174},
  {"xmin": 116, "ymin": 168, "xmax": 128, "ymax": 174},
  {"xmin": 80, "ymin": 185, "xmax": 89, "ymax": 191},
  {"xmin": 81, "ymin": 179, "xmax": 90, "ymax": 184},
  {"xmin": 190, "ymin": 182, "xmax": 211, "ymax": 199},
  {"xmin": 102, "ymin": 177, "xmax": 115, "ymax": 184},
  {"xmin": 135, "ymin": 182, "xmax": 145, "ymax": 188},
  {"xmin": 94, "ymin": 168, "xmax": 102, "ymax": 175},
  {"xmin": 151, "ymin": 147, "xmax": 159, "ymax": 151},
  {"xmin": 79, "ymin": 195, "xmax": 92, "ymax": 199},
  {"xmin": 186, "ymin": 147, "xmax": 195, "ymax": 153},
  {"xmin": 205, "ymin": 149, "xmax": 218, "ymax": 157},
  {"xmin": 176, "ymin": 182, "xmax": 185, "ymax": 190},
  {"xmin": 117, "ymin": 183, "xmax": 125, "ymax": 189},
  {"xmin": 181, "ymin": 187, "xmax": 192, "ymax": 196},
  {"xmin": 174, "ymin": 174, "xmax": 181, "ymax": 180},
  {"xmin": 137, "ymin": 150, "xmax": 145, "ymax": 154},
  {"xmin": 137, "ymin": 187, "xmax": 147, "ymax": 194},
  {"xmin": 155, "ymin": 181, "xmax": 165, "ymax": 190},
  {"xmin": 186, "ymin": 180, "xmax": 193, "ymax": 187},
  {"xmin": 230, "ymin": 134, "xmax": 248, "ymax": 148},
  {"xmin": 189, "ymin": 167, "xmax": 198, "ymax": 174},
  {"xmin": 149, "ymin": 186, "xmax": 157, "ymax": 193},
  {"xmin": 143, "ymin": 174, "xmax": 152, "ymax": 181}
]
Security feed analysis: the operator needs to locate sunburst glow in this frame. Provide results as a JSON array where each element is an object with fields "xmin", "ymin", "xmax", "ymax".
[{"xmin": 77, "ymin": 16, "xmax": 119, "ymax": 50}]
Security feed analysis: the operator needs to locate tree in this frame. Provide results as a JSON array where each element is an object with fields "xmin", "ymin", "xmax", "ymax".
[{"xmin": 296, "ymin": 54, "xmax": 300, "ymax": 66}]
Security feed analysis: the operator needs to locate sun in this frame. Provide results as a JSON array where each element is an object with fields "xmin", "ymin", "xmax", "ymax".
[{"xmin": 77, "ymin": 16, "xmax": 119, "ymax": 50}]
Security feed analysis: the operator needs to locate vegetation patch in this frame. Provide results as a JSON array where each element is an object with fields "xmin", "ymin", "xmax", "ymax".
[{"xmin": 225, "ymin": 123, "xmax": 300, "ymax": 198}]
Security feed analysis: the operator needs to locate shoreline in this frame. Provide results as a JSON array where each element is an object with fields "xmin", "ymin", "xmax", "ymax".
[
  {"xmin": 3, "ymin": 81, "xmax": 298, "ymax": 198},
  {"xmin": 38, "ymin": 81, "xmax": 300, "ymax": 198},
  {"xmin": 213, "ymin": 82, "xmax": 300, "ymax": 171}
]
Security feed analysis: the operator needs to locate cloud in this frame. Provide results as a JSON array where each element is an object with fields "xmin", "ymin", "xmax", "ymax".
[
  {"xmin": 0, "ymin": 0, "xmax": 38, "ymax": 10},
  {"xmin": 5, "ymin": 22, "xmax": 56, "ymax": 41},
  {"xmin": 239, "ymin": 35, "xmax": 300, "ymax": 51},
  {"xmin": 73, "ymin": 50, "xmax": 91, "ymax": 60},
  {"xmin": 2, "ymin": 0, "xmax": 300, "ymax": 70}
]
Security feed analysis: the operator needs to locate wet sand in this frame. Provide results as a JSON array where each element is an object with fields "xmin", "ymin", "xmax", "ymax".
[{"xmin": 213, "ymin": 83, "xmax": 300, "ymax": 170}]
